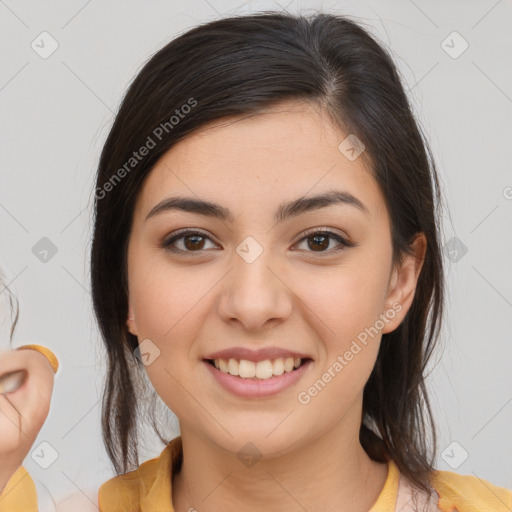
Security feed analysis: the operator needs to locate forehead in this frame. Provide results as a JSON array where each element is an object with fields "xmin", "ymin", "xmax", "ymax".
[{"xmin": 135, "ymin": 101, "xmax": 386, "ymax": 223}]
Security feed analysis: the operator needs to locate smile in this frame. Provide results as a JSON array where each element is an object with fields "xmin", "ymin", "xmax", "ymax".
[
  {"xmin": 208, "ymin": 357, "xmax": 306, "ymax": 379},
  {"xmin": 203, "ymin": 358, "xmax": 313, "ymax": 398}
]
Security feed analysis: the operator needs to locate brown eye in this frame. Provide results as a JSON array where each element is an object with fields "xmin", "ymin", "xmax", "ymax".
[
  {"xmin": 162, "ymin": 230, "xmax": 218, "ymax": 253},
  {"xmin": 162, "ymin": 228, "xmax": 354, "ymax": 256},
  {"xmin": 307, "ymin": 233, "xmax": 330, "ymax": 251},
  {"xmin": 184, "ymin": 234, "xmax": 206, "ymax": 250},
  {"xmin": 294, "ymin": 230, "xmax": 353, "ymax": 254}
]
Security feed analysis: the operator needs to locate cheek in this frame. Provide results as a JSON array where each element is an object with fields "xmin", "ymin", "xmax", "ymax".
[
  {"xmin": 130, "ymin": 255, "xmax": 206, "ymax": 340},
  {"xmin": 296, "ymin": 267, "xmax": 387, "ymax": 411},
  {"xmin": 128, "ymin": 259, "xmax": 203, "ymax": 409},
  {"xmin": 296, "ymin": 258, "xmax": 390, "ymax": 345}
]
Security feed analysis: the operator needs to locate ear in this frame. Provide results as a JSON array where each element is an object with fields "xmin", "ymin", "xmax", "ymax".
[
  {"xmin": 381, "ymin": 233, "xmax": 427, "ymax": 334},
  {"xmin": 126, "ymin": 303, "xmax": 138, "ymax": 337}
]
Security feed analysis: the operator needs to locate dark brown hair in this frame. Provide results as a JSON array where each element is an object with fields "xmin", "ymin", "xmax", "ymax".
[{"xmin": 91, "ymin": 11, "xmax": 445, "ymax": 497}]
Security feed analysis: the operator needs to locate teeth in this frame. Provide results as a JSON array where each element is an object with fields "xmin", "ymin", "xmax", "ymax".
[
  {"xmin": 239, "ymin": 359, "xmax": 257, "ymax": 378},
  {"xmin": 219, "ymin": 359, "xmax": 229, "ymax": 373},
  {"xmin": 228, "ymin": 358, "xmax": 239, "ymax": 376},
  {"xmin": 212, "ymin": 357, "xmax": 304, "ymax": 379},
  {"xmin": 273, "ymin": 358, "xmax": 284, "ymax": 376}
]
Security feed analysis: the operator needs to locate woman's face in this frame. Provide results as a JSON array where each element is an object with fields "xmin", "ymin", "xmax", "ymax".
[{"xmin": 126, "ymin": 101, "xmax": 425, "ymax": 456}]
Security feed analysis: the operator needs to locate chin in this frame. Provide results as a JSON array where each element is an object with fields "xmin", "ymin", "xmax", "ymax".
[{"xmin": 206, "ymin": 424, "xmax": 303, "ymax": 461}]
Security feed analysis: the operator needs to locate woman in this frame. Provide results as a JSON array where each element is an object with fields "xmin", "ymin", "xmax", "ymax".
[{"xmin": 1, "ymin": 11, "xmax": 511, "ymax": 512}]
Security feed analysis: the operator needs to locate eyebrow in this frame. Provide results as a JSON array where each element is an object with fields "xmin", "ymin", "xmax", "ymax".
[{"xmin": 145, "ymin": 190, "xmax": 370, "ymax": 224}]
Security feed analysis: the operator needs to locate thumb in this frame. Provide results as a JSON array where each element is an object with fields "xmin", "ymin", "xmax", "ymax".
[{"xmin": 15, "ymin": 345, "xmax": 59, "ymax": 374}]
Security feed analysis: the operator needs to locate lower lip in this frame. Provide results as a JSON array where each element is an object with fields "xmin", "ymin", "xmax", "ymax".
[{"xmin": 203, "ymin": 360, "xmax": 312, "ymax": 398}]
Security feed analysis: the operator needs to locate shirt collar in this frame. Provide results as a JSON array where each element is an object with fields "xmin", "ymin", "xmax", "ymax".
[{"xmin": 140, "ymin": 436, "xmax": 399, "ymax": 512}]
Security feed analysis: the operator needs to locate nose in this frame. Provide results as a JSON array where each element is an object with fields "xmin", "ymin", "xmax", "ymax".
[{"xmin": 216, "ymin": 246, "xmax": 293, "ymax": 332}]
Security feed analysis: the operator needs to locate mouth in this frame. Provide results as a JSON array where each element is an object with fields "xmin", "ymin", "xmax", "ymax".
[{"xmin": 203, "ymin": 357, "xmax": 313, "ymax": 380}]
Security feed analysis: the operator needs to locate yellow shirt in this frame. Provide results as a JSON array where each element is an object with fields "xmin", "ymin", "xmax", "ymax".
[{"xmin": 2, "ymin": 435, "xmax": 511, "ymax": 511}]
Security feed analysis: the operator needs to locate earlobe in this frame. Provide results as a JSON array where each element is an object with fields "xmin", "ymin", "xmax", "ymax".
[
  {"xmin": 382, "ymin": 233, "xmax": 427, "ymax": 334},
  {"xmin": 126, "ymin": 306, "xmax": 138, "ymax": 336}
]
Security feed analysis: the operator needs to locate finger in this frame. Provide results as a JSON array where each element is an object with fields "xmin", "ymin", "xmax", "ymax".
[
  {"xmin": 0, "ymin": 349, "xmax": 32, "ymax": 377},
  {"xmin": 0, "ymin": 350, "xmax": 54, "ymax": 438},
  {"xmin": 0, "ymin": 389, "xmax": 29, "ymax": 452}
]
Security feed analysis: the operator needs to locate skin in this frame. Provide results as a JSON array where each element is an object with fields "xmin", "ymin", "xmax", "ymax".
[
  {"xmin": 0, "ymin": 348, "xmax": 54, "ymax": 494},
  {"xmin": 126, "ymin": 100, "xmax": 426, "ymax": 512}
]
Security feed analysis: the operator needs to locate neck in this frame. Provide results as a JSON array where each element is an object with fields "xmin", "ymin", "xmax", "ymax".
[{"xmin": 172, "ymin": 417, "xmax": 389, "ymax": 512}]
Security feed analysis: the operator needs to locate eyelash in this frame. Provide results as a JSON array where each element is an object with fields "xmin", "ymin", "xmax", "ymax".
[{"xmin": 161, "ymin": 227, "xmax": 355, "ymax": 256}]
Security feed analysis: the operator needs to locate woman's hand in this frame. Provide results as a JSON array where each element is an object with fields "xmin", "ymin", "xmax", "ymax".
[{"xmin": 0, "ymin": 348, "xmax": 55, "ymax": 494}]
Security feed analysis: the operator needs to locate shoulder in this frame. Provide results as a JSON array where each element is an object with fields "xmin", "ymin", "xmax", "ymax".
[
  {"xmin": 0, "ymin": 466, "xmax": 38, "ymax": 511},
  {"xmin": 97, "ymin": 456, "xmax": 162, "ymax": 512},
  {"xmin": 429, "ymin": 468, "xmax": 512, "ymax": 511},
  {"xmin": 97, "ymin": 437, "xmax": 182, "ymax": 512}
]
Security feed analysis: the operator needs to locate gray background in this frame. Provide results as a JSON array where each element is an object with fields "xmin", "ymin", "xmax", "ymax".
[{"xmin": 1, "ymin": 0, "xmax": 511, "ymax": 507}]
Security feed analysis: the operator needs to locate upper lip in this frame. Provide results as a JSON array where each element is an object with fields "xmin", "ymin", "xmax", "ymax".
[{"xmin": 204, "ymin": 347, "xmax": 312, "ymax": 363}]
